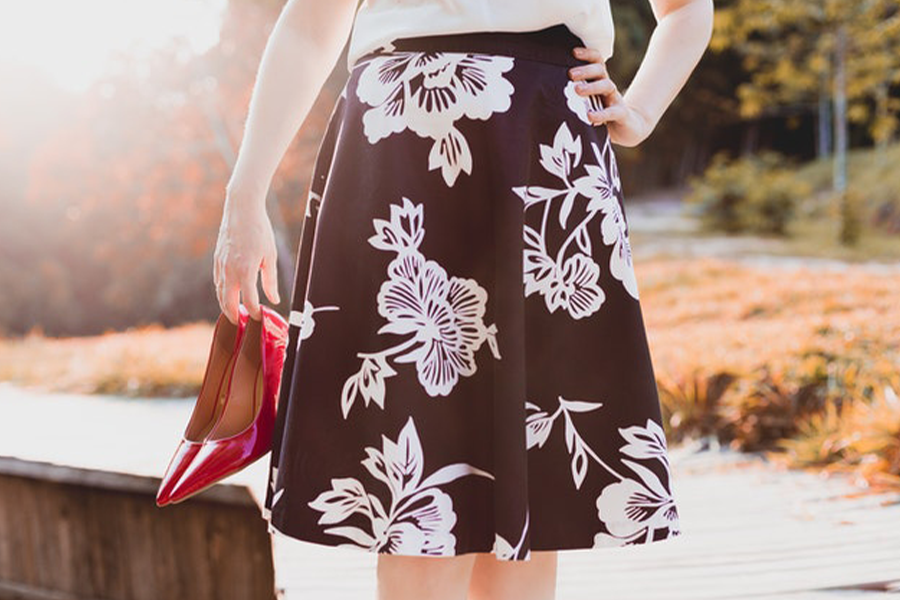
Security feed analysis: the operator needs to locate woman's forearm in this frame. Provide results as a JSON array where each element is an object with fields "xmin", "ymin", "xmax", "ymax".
[
  {"xmin": 622, "ymin": 0, "xmax": 714, "ymax": 133},
  {"xmin": 225, "ymin": 0, "xmax": 359, "ymax": 206}
]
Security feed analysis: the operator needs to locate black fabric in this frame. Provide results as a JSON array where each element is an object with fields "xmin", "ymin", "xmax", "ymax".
[
  {"xmin": 386, "ymin": 23, "xmax": 588, "ymax": 67},
  {"xmin": 262, "ymin": 23, "xmax": 682, "ymax": 562}
]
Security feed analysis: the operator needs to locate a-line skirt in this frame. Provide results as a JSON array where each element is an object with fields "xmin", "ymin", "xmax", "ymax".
[{"xmin": 262, "ymin": 23, "xmax": 683, "ymax": 562}]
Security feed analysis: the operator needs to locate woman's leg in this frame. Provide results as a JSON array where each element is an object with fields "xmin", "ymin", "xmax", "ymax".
[
  {"xmin": 376, "ymin": 553, "xmax": 478, "ymax": 600},
  {"xmin": 467, "ymin": 550, "xmax": 558, "ymax": 600}
]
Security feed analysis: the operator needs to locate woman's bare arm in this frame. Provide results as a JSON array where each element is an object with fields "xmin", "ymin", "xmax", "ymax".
[
  {"xmin": 225, "ymin": 0, "xmax": 360, "ymax": 203},
  {"xmin": 569, "ymin": 0, "xmax": 714, "ymax": 147},
  {"xmin": 623, "ymin": 0, "xmax": 714, "ymax": 135},
  {"xmin": 215, "ymin": 0, "xmax": 358, "ymax": 323}
]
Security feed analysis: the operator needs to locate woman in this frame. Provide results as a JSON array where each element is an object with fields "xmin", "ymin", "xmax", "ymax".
[{"xmin": 213, "ymin": 0, "xmax": 713, "ymax": 598}]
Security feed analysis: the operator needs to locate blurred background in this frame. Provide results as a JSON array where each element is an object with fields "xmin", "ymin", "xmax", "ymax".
[{"xmin": 0, "ymin": 0, "xmax": 898, "ymax": 598}]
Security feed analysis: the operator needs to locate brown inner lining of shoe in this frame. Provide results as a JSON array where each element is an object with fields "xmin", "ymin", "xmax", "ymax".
[
  {"xmin": 185, "ymin": 316, "xmax": 238, "ymax": 442},
  {"xmin": 210, "ymin": 316, "xmax": 264, "ymax": 440}
]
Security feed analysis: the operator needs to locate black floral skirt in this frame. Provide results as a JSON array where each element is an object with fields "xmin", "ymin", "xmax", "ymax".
[{"xmin": 261, "ymin": 23, "xmax": 682, "ymax": 562}]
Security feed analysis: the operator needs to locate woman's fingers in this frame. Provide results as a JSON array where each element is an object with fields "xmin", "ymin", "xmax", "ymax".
[
  {"xmin": 568, "ymin": 46, "xmax": 607, "ymax": 83},
  {"xmin": 568, "ymin": 61, "xmax": 607, "ymax": 82},
  {"xmin": 575, "ymin": 77, "xmax": 617, "ymax": 97},
  {"xmin": 572, "ymin": 45, "xmax": 603, "ymax": 63},
  {"xmin": 242, "ymin": 269, "xmax": 262, "ymax": 321},
  {"xmin": 260, "ymin": 251, "xmax": 281, "ymax": 305},
  {"xmin": 222, "ymin": 271, "xmax": 241, "ymax": 326},
  {"xmin": 213, "ymin": 252, "xmax": 221, "ymax": 290},
  {"xmin": 569, "ymin": 45, "xmax": 626, "ymax": 129},
  {"xmin": 215, "ymin": 200, "xmax": 278, "ymax": 321},
  {"xmin": 587, "ymin": 103, "xmax": 628, "ymax": 126}
]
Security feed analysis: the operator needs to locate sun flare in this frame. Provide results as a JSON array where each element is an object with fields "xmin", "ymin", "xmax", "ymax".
[{"xmin": 0, "ymin": 0, "xmax": 227, "ymax": 93}]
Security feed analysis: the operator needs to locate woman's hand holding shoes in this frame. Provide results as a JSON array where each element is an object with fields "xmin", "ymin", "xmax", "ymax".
[{"xmin": 213, "ymin": 192, "xmax": 281, "ymax": 325}]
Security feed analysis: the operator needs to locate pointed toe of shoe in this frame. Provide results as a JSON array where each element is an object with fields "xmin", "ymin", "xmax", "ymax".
[
  {"xmin": 166, "ymin": 438, "xmax": 254, "ymax": 504},
  {"xmin": 156, "ymin": 440, "xmax": 203, "ymax": 507}
]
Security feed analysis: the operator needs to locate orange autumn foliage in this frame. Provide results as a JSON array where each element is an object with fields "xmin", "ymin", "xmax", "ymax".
[{"xmin": 638, "ymin": 256, "xmax": 900, "ymax": 486}]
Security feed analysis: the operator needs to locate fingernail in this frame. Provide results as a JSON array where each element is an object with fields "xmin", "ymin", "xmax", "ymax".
[{"xmin": 573, "ymin": 47, "xmax": 585, "ymax": 56}]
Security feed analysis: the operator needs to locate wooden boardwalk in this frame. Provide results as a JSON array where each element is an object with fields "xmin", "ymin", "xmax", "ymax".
[
  {"xmin": 1, "ymin": 383, "xmax": 898, "ymax": 599},
  {"xmin": 268, "ymin": 442, "xmax": 900, "ymax": 600}
]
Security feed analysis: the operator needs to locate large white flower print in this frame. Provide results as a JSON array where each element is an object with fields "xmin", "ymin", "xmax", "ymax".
[
  {"xmin": 307, "ymin": 416, "xmax": 494, "ymax": 557},
  {"xmin": 526, "ymin": 398, "xmax": 681, "ymax": 546},
  {"xmin": 512, "ymin": 119, "xmax": 639, "ymax": 320},
  {"xmin": 341, "ymin": 197, "xmax": 501, "ymax": 418},
  {"xmin": 355, "ymin": 51, "xmax": 515, "ymax": 187},
  {"xmin": 594, "ymin": 419, "xmax": 681, "ymax": 546}
]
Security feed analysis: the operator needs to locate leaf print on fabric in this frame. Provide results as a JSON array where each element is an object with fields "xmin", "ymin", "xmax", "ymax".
[
  {"xmin": 492, "ymin": 510, "xmax": 531, "ymax": 561},
  {"xmin": 525, "ymin": 396, "xmax": 681, "ymax": 547},
  {"xmin": 289, "ymin": 298, "xmax": 340, "ymax": 348},
  {"xmin": 307, "ymin": 416, "xmax": 495, "ymax": 558},
  {"xmin": 525, "ymin": 396, "xmax": 607, "ymax": 489},
  {"xmin": 355, "ymin": 51, "xmax": 515, "ymax": 187},
  {"xmin": 341, "ymin": 197, "xmax": 501, "ymax": 418},
  {"xmin": 262, "ymin": 465, "xmax": 284, "ymax": 522},
  {"xmin": 512, "ymin": 120, "xmax": 639, "ymax": 320},
  {"xmin": 270, "ymin": 465, "xmax": 284, "ymax": 507}
]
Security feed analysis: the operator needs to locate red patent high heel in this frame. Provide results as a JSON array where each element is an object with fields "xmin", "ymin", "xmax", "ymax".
[
  {"xmin": 166, "ymin": 304, "xmax": 289, "ymax": 504},
  {"xmin": 156, "ymin": 305, "xmax": 250, "ymax": 507}
]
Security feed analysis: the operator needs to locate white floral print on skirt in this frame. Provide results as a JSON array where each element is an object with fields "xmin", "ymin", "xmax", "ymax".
[{"xmin": 261, "ymin": 24, "xmax": 682, "ymax": 562}]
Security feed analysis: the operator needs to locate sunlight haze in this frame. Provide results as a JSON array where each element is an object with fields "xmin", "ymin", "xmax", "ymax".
[{"xmin": 0, "ymin": 0, "xmax": 227, "ymax": 92}]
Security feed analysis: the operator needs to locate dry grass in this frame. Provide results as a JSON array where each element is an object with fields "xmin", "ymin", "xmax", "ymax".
[
  {"xmin": 0, "ymin": 322, "xmax": 215, "ymax": 397},
  {"xmin": 638, "ymin": 255, "xmax": 900, "ymax": 487}
]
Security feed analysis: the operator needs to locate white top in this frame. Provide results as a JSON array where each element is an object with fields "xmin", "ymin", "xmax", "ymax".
[{"xmin": 346, "ymin": 0, "xmax": 615, "ymax": 70}]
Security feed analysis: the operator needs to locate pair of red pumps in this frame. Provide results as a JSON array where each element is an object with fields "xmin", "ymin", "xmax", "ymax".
[{"xmin": 156, "ymin": 304, "xmax": 288, "ymax": 506}]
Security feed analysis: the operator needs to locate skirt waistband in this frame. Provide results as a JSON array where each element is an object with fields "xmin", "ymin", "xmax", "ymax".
[{"xmin": 359, "ymin": 24, "xmax": 589, "ymax": 68}]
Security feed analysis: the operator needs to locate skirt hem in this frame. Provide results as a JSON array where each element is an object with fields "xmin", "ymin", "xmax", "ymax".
[{"xmin": 262, "ymin": 505, "xmax": 684, "ymax": 563}]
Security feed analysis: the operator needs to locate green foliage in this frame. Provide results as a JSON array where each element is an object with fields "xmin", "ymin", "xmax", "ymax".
[
  {"xmin": 685, "ymin": 151, "xmax": 811, "ymax": 235},
  {"xmin": 713, "ymin": 0, "xmax": 900, "ymax": 144},
  {"xmin": 792, "ymin": 140, "xmax": 900, "ymax": 234},
  {"xmin": 838, "ymin": 188, "xmax": 864, "ymax": 246}
]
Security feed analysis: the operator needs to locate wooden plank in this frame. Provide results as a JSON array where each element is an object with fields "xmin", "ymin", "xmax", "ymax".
[
  {"xmin": 0, "ymin": 462, "xmax": 277, "ymax": 600},
  {"xmin": 0, "ymin": 455, "xmax": 254, "ymax": 507}
]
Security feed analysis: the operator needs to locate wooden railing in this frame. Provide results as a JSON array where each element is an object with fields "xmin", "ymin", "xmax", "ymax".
[{"xmin": 0, "ymin": 456, "xmax": 277, "ymax": 600}]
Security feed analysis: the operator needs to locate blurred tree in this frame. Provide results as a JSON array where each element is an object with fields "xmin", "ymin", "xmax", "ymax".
[
  {"xmin": 712, "ymin": 0, "xmax": 900, "ymax": 191},
  {"xmin": 12, "ymin": 0, "xmax": 348, "ymax": 336}
]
